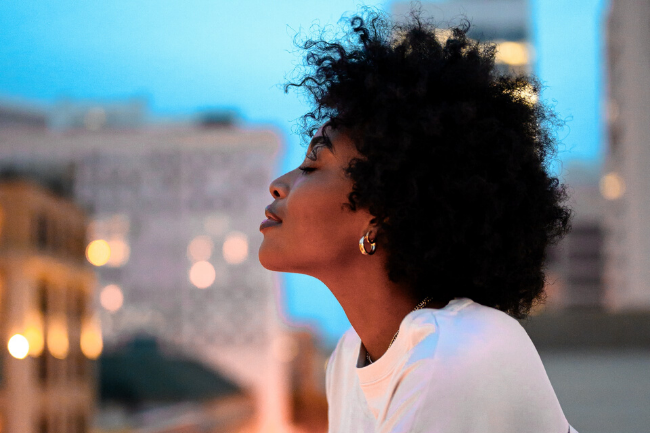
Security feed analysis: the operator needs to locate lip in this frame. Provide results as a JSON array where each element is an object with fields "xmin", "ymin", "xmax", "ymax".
[
  {"xmin": 264, "ymin": 205, "xmax": 282, "ymax": 222},
  {"xmin": 260, "ymin": 218, "xmax": 282, "ymax": 231}
]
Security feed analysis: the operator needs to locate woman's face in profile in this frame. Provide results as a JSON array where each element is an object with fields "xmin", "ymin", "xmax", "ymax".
[{"xmin": 258, "ymin": 125, "xmax": 374, "ymax": 276}]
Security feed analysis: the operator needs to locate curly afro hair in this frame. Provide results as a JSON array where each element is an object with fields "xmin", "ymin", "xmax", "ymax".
[{"xmin": 285, "ymin": 8, "xmax": 571, "ymax": 320}]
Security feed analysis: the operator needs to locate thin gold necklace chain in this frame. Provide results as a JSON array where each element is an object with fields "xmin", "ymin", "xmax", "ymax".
[{"xmin": 366, "ymin": 296, "xmax": 433, "ymax": 365}]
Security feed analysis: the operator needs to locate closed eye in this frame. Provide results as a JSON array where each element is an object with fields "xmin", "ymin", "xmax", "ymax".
[{"xmin": 298, "ymin": 166, "xmax": 316, "ymax": 174}]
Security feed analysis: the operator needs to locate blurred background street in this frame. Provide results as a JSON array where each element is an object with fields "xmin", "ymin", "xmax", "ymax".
[{"xmin": 0, "ymin": 0, "xmax": 648, "ymax": 432}]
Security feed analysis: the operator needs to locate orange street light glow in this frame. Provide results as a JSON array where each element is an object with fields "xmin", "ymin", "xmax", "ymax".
[
  {"xmin": 24, "ymin": 311, "xmax": 45, "ymax": 357},
  {"xmin": 47, "ymin": 317, "xmax": 69, "ymax": 359},
  {"xmin": 8, "ymin": 334, "xmax": 30, "ymax": 359},
  {"xmin": 86, "ymin": 239, "xmax": 111, "ymax": 266},
  {"xmin": 81, "ymin": 318, "xmax": 103, "ymax": 359}
]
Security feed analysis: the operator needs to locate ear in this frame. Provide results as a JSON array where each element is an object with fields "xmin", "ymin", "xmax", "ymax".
[{"xmin": 365, "ymin": 217, "xmax": 386, "ymax": 243}]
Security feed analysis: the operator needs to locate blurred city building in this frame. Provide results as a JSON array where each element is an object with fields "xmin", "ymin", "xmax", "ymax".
[
  {"xmin": 0, "ymin": 101, "xmax": 300, "ymax": 432},
  {"xmin": 602, "ymin": 0, "xmax": 650, "ymax": 310},
  {"xmin": 0, "ymin": 180, "xmax": 99, "ymax": 433},
  {"xmin": 287, "ymin": 331, "xmax": 328, "ymax": 433},
  {"xmin": 96, "ymin": 336, "xmax": 255, "ymax": 433},
  {"xmin": 393, "ymin": 0, "xmax": 534, "ymax": 75},
  {"xmin": 542, "ymin": 163, "xmax": 606, "ymax": 310}
]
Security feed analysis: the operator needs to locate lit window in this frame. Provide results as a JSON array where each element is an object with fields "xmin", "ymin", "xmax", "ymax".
[
  {"xmin": 47, "ymin": 316, "xmax": 69, "ymax": 359},
  {"xmin": 495, "ymin": 40, "xmax": 530, "ymax": 66},
  {"xmin": 600, "ymin": 172, "xmax": 625, "ymax": 200},
  {"xmin": 80, "ymin": 317, "xmax": 103, "ymax": 359}
]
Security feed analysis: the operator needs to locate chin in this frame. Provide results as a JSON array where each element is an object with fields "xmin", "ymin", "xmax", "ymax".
[
  {"xmin": 258, "ymin": 244, "xmax": 285, "ymax": 272},
  {"xmin": 258, "ymin": 244, "xmax": 311, "ymax": 274}
]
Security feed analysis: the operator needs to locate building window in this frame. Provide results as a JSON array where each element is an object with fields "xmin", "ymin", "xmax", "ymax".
[
  {"xmin": 36, "ymin": 213, "xmax": 48, "ymax": 250},
  {"xmin": 75, "ymin": 228, "xmax": 86, "ymax": 259},
  {"xmin": 53, "ymin": 220, "xmax": 64, "ymax": 254},
  {"xmin": 76, "ymin": 350, "xmax": 87, "ymax": 380},
  {"xmin": 71, "ymin": 288, "xmax": 85, "ymax": 320},
  {"xmin": 37, "ymin": 352, "xmax": 48, "ymax": 385},
  {"xmin": 38, "ymin": 281, "xmax": 48, "ymax": 315}
]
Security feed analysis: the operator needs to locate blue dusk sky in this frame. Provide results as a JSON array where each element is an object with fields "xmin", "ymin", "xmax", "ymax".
[{"xmin": 0, "ymin": 0, "xmax": 608, "ymax": 345}]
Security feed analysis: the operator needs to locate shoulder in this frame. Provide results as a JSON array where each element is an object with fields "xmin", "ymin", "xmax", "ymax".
[
  {"xmin": 400, "ymin": 299, "xmax": 560, "ymax": 405},
  {"xmin": 383, "ymin": 300, "xmax": 568, "ymax": 431},
  {"xmin": 379, "ymin": 298, "xmax": 541, "ymax": 402},
  {"xmin": 407, "ymin": 299, "xmax": 537, "ymax": 363}
]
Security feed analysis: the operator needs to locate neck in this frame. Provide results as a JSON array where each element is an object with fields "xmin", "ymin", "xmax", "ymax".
[{"xmin": 311, "ymin": 252, "xmax": 446, "ymax": 362}]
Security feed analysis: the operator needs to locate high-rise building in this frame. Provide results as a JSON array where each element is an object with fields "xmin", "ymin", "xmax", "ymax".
[
  {"xmin": 0, "ymin": 101, "xmax": 294, "ymax": 432},
  {"xmin": 543, "ymin": 163, "xmax": 606, "ymax": 310},
  {"xmin": 602, "ymin": 0, "xmax": 650, "ymax": 310},
  {"xmin": 0, "ymin": 180, "xmax": 99, "ymax": 433}
]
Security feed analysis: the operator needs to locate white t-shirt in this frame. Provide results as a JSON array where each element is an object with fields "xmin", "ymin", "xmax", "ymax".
[{"xmin": 326, "ymin": 297, "xmax": 579, "ymax": 433}]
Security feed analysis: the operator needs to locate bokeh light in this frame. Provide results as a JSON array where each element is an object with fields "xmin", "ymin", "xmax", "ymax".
[
  {"xmin": 8, "ymin": 334, "xmax": 29, "ymax": 359},
  {"xmin": 189, "ymin": 261, "xmax": 216, "ymax": 289},
  {"xmin": 86, "ymin": 239, "xmax": 111, "ymax": 266},
  {"xmin": 80, "ymin": 317, "xmax": 103, "ymax": 359},
  {"xmin": 100, "ymin": 284, "xmax": 124, "ymax": 313},
  {"xmin": 47, "ymin": 316, "xmax": 69, "ymax": 359},
  {"xmin": 24, "ymin": 311, "xmax": 44, "ymax": 357},
  {"xmin": 600, "ymin": 172, "xmax": 626, "ymax": 200},
  {"xmin": 222, "ymin": 231, "xmax": 249, "ymax": 265},
  {"xmin": 187, "ymin": 235, "xmax": 214, "ymax": 262},
  {"xmin": 495, "ymin": 41, "xmax": 530, "ymax": 66},
  {"xmin": 106, "ymin": 238, "xmax": 130, "ymax": 267}
]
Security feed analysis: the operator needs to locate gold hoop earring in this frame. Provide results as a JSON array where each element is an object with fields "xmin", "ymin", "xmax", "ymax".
[{"xmin": 359, "ymin": 231, "xmax": 376, "ymax": 255}]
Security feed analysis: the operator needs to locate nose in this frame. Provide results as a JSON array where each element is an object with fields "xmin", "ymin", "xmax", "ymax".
[{"xmin": 269, "ymin": 173, "xmax": 289, "ymax": 199}]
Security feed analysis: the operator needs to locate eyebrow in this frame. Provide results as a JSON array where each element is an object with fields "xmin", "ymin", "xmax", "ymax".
[{"xmin": 306, "ymin": 135, "xmax": 334, "ymax": 160}]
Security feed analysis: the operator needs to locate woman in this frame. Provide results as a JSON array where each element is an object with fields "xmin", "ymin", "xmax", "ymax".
[{"xmin": 259, "ymin": 8, "xmax": 578, "ymax": 433}]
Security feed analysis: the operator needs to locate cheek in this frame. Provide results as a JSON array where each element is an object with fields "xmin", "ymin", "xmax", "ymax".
[
  {"xmin": 286, "ymin": 178, "xmax": 353, "ymax": 238},
  {"xmin": 259, "ymin": 171, "xmax": 365, "ymax": 272}
]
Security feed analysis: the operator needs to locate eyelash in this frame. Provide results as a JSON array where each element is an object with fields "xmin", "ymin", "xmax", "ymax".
[{"xmin": 298, "ymin": 166, "xmax": 316, "ymax": 174}]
